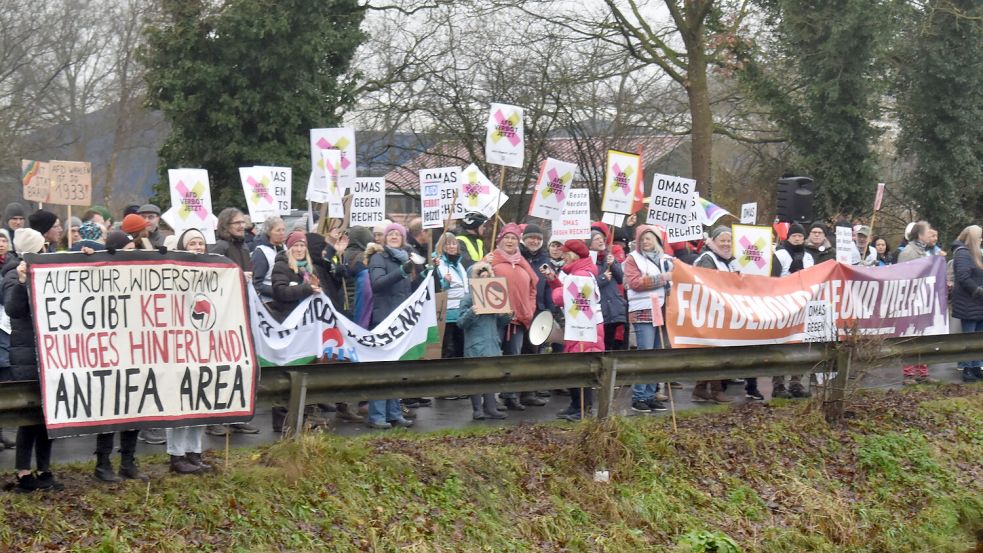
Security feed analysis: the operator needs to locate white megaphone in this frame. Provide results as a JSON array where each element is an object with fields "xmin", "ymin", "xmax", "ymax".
[{"xmin": 529, "ymin": 310, "xmax": 563, "ymax": 346}]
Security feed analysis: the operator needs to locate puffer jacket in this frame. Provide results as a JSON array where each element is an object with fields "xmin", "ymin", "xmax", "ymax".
[
  {"xmin": 1, "ymin": 254, "xmax": 38, "ymax": 380},
  {"xmin": 951, "ymin": 240, "xmax": 983, "ymax": 320}
]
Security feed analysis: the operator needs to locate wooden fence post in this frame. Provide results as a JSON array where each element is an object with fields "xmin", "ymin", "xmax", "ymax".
[
  {"xmin": 597, "ymin": 357, "xmax": 618, "ymax": 420},
  {"xmin": 284, "ymin": 371, "xmax": 308, "ymax": 438}
]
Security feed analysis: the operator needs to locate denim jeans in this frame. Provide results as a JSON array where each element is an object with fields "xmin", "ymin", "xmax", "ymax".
[
  {"xmin": 367, "ymin": 399, "xmax": 403, "ymax": 425},
  {"xmin": 631, "ymin": 322, "xmax": 662, "ymax": 402},
  {"xmin": 959, "ymin": 319, "xmax": 983, "ymax": 369}
]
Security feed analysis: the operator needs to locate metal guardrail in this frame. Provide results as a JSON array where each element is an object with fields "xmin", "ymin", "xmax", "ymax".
[{"xmin": 0, "ymin": 331, "xmax": 980, "ymax": 430}]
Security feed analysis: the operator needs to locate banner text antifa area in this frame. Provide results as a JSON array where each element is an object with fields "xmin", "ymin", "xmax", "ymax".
[{"xmin": 25, "ymin": 251, "xmax": 258, "ymax": 438}]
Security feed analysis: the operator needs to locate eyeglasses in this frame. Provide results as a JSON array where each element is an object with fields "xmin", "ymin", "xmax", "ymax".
[{"xmin": 231, "ymin": 220, "xmax": 247, "ymax": 226}]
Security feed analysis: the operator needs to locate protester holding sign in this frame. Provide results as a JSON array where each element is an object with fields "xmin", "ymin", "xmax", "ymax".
[
  {"xmin": 455, "ymin": 212, "xmax": 489, "ymax": 269},
  {"xmin": 545, "ymin": 239, "xmax": 604, "ymax": 421},
  {"xmin": 250, "ymin": 215, "xmax": 287, "ymax": 303},
  {"xmin": 491, "ymin": 223, "xmax": 544, "ymax": 410},
  {"xmin": 457, "ymin": 262, "xmax": 510, "ymax": 420},
  {"xmin": 1, "ymin": 228, "xmax": 61, "ymax": 492},
  {"xmin": 623, "ymin": 225, "xmax": 672, "ymax": 413},
  {"xmin": 691, "ymin": 227, "xmax": 739, "ymax": 404},
  {"xmin": 590, "ymin": 223, "xmax": 628, "ymax": 351},
  {"xmin": 306, "ymin": 229, "xmax": 348, "ymax": 316},
  {"xmin": 366, "ymin": 223, "xmax": 427, "ymax": 429}
]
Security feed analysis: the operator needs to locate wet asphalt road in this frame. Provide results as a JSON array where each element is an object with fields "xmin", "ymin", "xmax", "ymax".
[{"xmin": 8, "ymin": 359, "xmax": 964, "ymax": 468}]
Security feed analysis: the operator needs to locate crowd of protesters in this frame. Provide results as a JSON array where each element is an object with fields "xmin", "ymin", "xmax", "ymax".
[{"xmin": 0, "ymin": 195, "xmax": 975, "ymax": 492}]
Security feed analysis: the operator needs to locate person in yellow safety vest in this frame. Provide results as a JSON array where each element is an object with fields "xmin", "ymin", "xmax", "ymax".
[{"xmin": 456, "ymin": 212, "xmax": 488, "ymax": 269}]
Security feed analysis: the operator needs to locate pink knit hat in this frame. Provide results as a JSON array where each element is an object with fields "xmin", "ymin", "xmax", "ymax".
[
  {"xmin": 497, "ymin": 222, "xmax": 522, "ymax": 242},
  {"xmin": 384, "ymin": 222, "xmax": 407, "ymax": 242}
]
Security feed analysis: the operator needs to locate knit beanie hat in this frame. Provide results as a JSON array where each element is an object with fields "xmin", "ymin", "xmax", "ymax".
[
  {"xmin": 787, "ymin": 223, "xmax": 806, "ymax": 238},
  {"xmin": 121, "ymin": 214, "xmax": 147, "ymax": 235},
  {"xmin": 4, "ymin": 202, "xmax": 25, "ymax": 223},
  {"xmin": 286, "ymin": 231, "xmax": 307, "ymax": 249},
  {"xmin": 709, "ymin": 226, "xmax": 732, "ymax": 240},
  {"xmin": 14, "ymin": 228, "xmax": 45, "ymax": 254},
  {"xmin": 106, "ymin": 230, "xmax": 134, "ymax": 251},
  {"xmin": 29, "ymin": 210, "xmax": 58, "ymax": 235},
  {"xmin": 522, "ymin": 224, "xmax": 544, "ymax": 239},
  {"xmin": 497, "ymin": 222, "xmax": 522, "ymax": 242},
  {"xmin": 90, "ymin": 205, "xmax": 113, "ymax": 221},
  {"xmin": 79, "ymin": 221, "xmax": 103, "ymax": 241},
  {"xmin": 384, "ymin": 223, "xmax": 407, "ymax": 242},
  {"xmin": 560, "ymin": 239, "xmax": 590, "ymax": 259},
  {"xmin": 809, "ymin": 221, "xmax": 828, "ymax": 237},
  {"xmin": 69, "ymin": 216, "xmax": 82, "ymax": 229},
  {"xmin": 177, "ymin": 228, "xmax": 206, "ymax": 251}
]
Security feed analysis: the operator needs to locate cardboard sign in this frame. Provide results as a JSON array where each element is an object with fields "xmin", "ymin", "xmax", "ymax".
[
  {"xmin": 420, "ymin": 166, "xmax": 460, "ymax": 228},
  {"xmin": 740, "ymin": 202, "xmax": 757, "ymax": 225},
  {"xmin": 309, "ymin": 128, "xmax": 356, "ymax": 193},
  {"xmin": 469, "ymin": 277, "xmax": 511, "ymax": 314},
  {"xmin": 239, "ymin": 166, "xmax": 279, "ymax": 223},
  {"xmin": 732, "ymin": 224, "xmax": 774, "ymax": 276},
  {"xmin": 550, "ymin": 188, "xmax": 591, "ymax": 241},
  {"xmin": 528, "ymin": 158, "xmax": 576, "ymax": 221},
  {"xmin": 647, "ymin": 173, "xmax": 696, "ymax": 234},
  {"xmin": 22, "ymin": 160, "xmax": 50, "ymax": 202},
  {"xmin": 255, "ymin": 166, "xmax": 292, "ymax": 215},
  {"xmin": 562, "ymin": 274, "xmax": 600, "ymax": 341},
  {"xmin": 25, "ymin": 250, "xmax": 258, "ymax": 438},
  {"xmin": 835, "ymin": 226, "xmax": 854, "ymax": 264},
  {"xmin": 602, "ymin": 150, "xmax": 641, "ymax": 215},
  {"xmin": 485, "ymin": 103, "xmax": 524, "ymax": 168},
  {"xmin": 48, "ymin": 160, "xmax": 92, "ymax": 206},
  {"xmin": 453, "ymin": 164, "xmax": 508, "ymax": 219},
  {"xmin": 349, "ymin": 177, "xmax": 386, "ymax": 227}
]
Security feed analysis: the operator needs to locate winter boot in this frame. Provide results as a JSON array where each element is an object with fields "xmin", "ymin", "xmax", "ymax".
[
  {"xmin": 519, "ymin": 391, "xmax": 547, "ymax": 407},
  {"xmin": 335, "ymin": 403, "xmax": 364, "ymax": 422},
  {"xmin": 504, "ymin": 397, "xmax": 526, "ymax": 411},
  {"xmin": 169, "ymin": 455, "xmax": 201, "ymax": 475},
  {"xmin": 119, "ymin": 444, "xmax": 149, "ymax": 482},
  {"xmin": 94, "ymin": 453, "xmax": 122, "ymax": 483},
  {"xmin": 186, "ymin": 452, "xmax": 212, "ymax": 471},
  {"xmin": 482, "ymin": 393, "xmax": 506, "ymax": 419}
]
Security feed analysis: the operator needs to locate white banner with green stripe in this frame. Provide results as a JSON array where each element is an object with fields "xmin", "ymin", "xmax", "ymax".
[{"xmin": 249, "ymin": 278, "xmax": 439, "ymax": 366}]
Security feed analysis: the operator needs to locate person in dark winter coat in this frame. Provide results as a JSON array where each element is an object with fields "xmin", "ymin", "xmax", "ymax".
[
  {"xmin": 457, "ymin": 262, "xmax": 510, "ymax": 420},
  {"xmin": 306, "ymin": 231, "xmax": 348, "ymax": 314},
  {"xmin": 269, "ymin": 232, "xmax": 322, "ymax": 322},
  {"xmin": 3, "ymin": 203, "xmax": 26, "ymax": 244},
  {"xmin": 365, "ymin": 223, "xmax": 428, "ymax": 429},
  {"xmin": 343, "ymin": 226, "xmax": 374, "ymax": 329},
  {"xmin": 520, "ymin": 223, "xmax": 552, "ymax": 314},
  {"xmin": 589, "ymin": 224, "xmax": 627, "ymax": 351},
  {"xmin": 1, "ymin": 229, "xmax": 63, "ymax": 492},
  {"xmin": 769, "ymin": 223, "xmax": 813, "ymax": 399},
  {"xmin": 210, "ymin": 208, "xmax": 253, "ymax": 274},
  {"xmin": 250, "ymin": 215, "xmax": 286, "ymax": 302},
  {"xmin": 804, "ymin": 221, "xmax": 835, "ymax": 264},
  {"xmin": 951, "ymin": 225, "xmax": 983, "ymax": 382}
]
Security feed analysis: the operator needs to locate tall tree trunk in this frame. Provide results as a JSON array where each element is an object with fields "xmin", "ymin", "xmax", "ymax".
[{"xmin": 686, "ymin": 45, "xmax": 714, "ymax": 198}]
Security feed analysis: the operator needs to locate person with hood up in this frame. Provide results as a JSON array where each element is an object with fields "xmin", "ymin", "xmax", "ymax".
[
  {"xmin": 622, "ymin": 225, "xmax": 672, "ymax": 413},
  {"xmin": 250, "ymin": 215, "xmax": 287, "ymax": 303},
  {"xmin": 951, "ymin": 225, "xmax": 983, "ymax": 383},
  {"xmin": 691, "ymin": 226, "xmax": 742, "ymax": 404},
  {"xmin": 590, "ymin": 222, "xmax": 627, "ymax": 351},
  {"xmin": 1, "ymin": 229, "xmax": 63, "ymax": 492},
  {"xmin": 769, "ymin": 223, "xmax": 814, "ymax": 399},
  {"xmin": 343, "ymin": 226, "xmax": 375, "ymax": 329},
  {"xmin": 544, "ymin": 239, "xmax": 604, "ymax": 421},
  {"xmin": 457, "ymin": 261, "xmax": 510, "ymax": 420},
  {"xmin": 492, "ymin": 223, "xmax": 545, "ymax": 410}
]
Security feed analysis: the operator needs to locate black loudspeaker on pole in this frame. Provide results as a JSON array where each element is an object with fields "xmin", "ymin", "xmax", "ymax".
[{"xmin": 776, "ymin": 176, "xmax": 815, "ymax": 224}]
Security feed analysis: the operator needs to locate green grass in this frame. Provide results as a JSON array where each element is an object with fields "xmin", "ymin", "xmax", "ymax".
[{"xmin": 1, "ymin": 386, "xmax": 982, "ymax": 551}]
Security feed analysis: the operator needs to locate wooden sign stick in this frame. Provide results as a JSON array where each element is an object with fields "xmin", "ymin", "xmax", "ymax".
[{"xmin": 490, "ymin": 167, "xmax": 506, "ymax": 249}]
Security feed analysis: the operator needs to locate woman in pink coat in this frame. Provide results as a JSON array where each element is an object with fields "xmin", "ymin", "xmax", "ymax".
[{"xmin": 544, "ymin": 239, "xmax": 604, "ymax": 420}]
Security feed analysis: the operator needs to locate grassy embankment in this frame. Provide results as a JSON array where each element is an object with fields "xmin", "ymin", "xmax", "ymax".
[{"xmin": 1, "ymin": 385, "xmax": 982, "ymax": 552}]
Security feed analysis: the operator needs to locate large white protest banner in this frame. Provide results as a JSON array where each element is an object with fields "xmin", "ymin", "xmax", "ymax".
[
  {"xmin": 485, "ymin": 103, "xmax": 524, "ymax": 168},
  {"xmin": 562, "ymin": 274, "xmax": 600, "ymax": 342},
  {"xmin": 25, "ymin": 251, "xmax": 258, "ymax": 438},
  {"xmin": 647, "ymin": 173, "xmax": 696, "ymax": 234},
  {"xmin": 254, "ymin": 166, "xmax": 292, "ymax": 215},
  {"xmin": 420, "ymin": 167, "xmax": 460, "ymax": 228},
  {"xmin": 349, "ymin": 178, "xmax": 386, "ymax": 227},
  {"xmin": 527, "ymin": 158, "xmax": 576, "ymax": 221},
  {"xmin": 239, "ymin": 167, "xmax": 279, "ymax": 223},
  {"xmin": 309, "ymin": 128, "xmax": 356, "ymax": 193},
  {"xmin": 732, "ymin": 224, "xmax": 774, "ymax": 276},
  {"xmin": 550, "ymin": 188, "xmax": 591, "ymax": 241},
  {"xmin": 601, "ymin": 150, "xmax": 641, "ymax": 215},
  {"xmin": 249, "ymin": 278, "xmax": 440, "ymax": 365},
  {"xmin": 162, "ymin": 169, "xmax": 218, "ymax": 240},
  {"xmin": 454, "ymin": 164, "xmax": 508, "ymax": 218}
]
